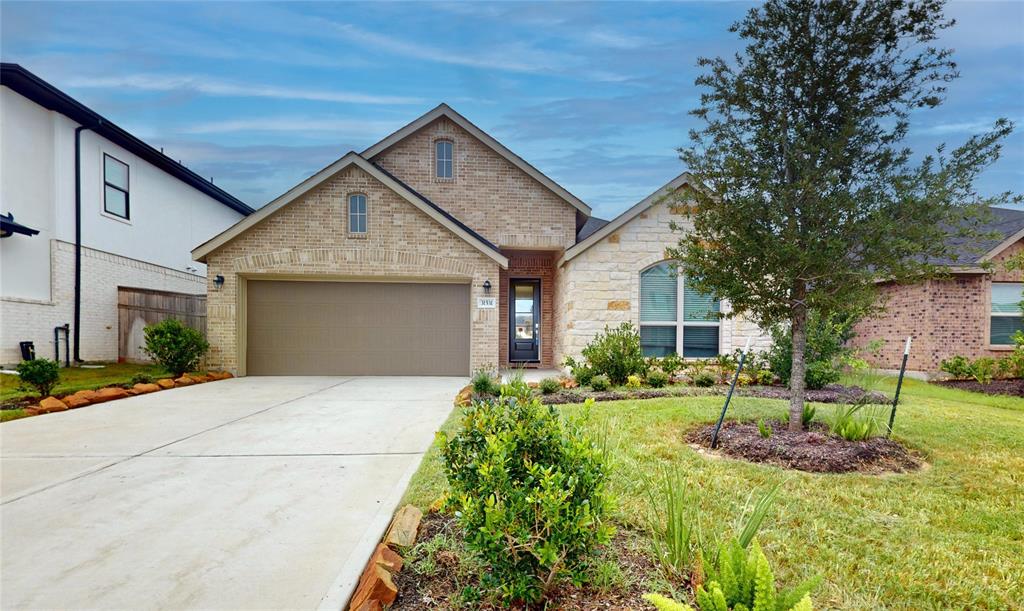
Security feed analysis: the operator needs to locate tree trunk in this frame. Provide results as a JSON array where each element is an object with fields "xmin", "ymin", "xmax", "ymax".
[{"xmin": 788, "ymin": 300, "xmax": 808, "ymax": 432}]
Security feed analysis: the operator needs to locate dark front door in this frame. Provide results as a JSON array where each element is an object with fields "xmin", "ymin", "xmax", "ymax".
[{"xmin": 509, "ymin": 280, "xmax": 540, "ymax": 362}]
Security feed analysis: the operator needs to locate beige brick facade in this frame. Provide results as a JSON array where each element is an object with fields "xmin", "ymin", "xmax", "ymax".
[
  {"xmin": 371, "ymin": 117, "xmax": 578, "ymax": 250},
  {"xmin": 202, "ymin": 165, "xmax": 499, "ymax": 374},
  {"xmin": 553, "ymin": 198, "xmax": 771, "ymax": 366},
  {"xmin": 851, "ymin": 240, "xmax": 1024, "ymax": 373}
]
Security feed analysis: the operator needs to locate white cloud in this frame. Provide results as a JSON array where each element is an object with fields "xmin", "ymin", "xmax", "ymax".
[{"xmin": 65, "ymin": 74, "xmax": 422, "ymax": 105}]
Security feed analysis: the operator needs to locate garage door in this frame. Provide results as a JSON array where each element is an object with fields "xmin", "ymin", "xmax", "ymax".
[{"xmin": 245, "ymin": 280, "xmax": 471, "ymax": 376}]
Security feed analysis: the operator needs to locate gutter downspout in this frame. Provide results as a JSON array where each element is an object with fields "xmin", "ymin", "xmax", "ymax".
[{"xmin": 74, "ymin": 121, "xmax": 100, "ymax": 363}]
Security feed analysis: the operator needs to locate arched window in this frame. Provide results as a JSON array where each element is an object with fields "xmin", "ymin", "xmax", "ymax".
[
  {"xmin": 348, "ymin": 193, "xmax": 367, "ymax": 234},
  {"xmin": 435, "ymin": 139, "xmax": 453, "ymax": 179},
  {"xmin": 639, "ymin": 261, "xmax": 720, "ymax": 357}
]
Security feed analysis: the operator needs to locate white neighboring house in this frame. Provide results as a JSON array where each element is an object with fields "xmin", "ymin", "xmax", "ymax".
[{"xmin": 0, "ymin": 63, "xmax": 253, "ymax": 365}]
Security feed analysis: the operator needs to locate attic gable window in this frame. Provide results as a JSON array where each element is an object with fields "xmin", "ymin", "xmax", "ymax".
[
  {"xmin": 348, "ymin": 193, "xmax": 367, "ymax": 235},
  {"xmin": 435, "ymin": 139, "xmax": 453, "ymax": 179}
]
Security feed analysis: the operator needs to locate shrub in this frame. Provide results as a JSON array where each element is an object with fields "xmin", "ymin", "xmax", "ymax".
[
  {"xmin": 755, "ymin": 369, "xmax": 775, "ymax": 386},
  {"xmin": 970, "ymin": 357, "xmax": 997, "ymax": 385},
  {"xmin": 939, "ymin": 355, "xmax": 972, "ymax": 379},
  {"xmin": 579, "ymin": 322, "xmax": 646, "ymax": 384},
  {"xmin": 438, "ymin": 385, "xmax": 613, "ymax": 604},
  {"xmin": 647, "ymin": 368, "xmax": 671, "ymax": 388},
  {"xmin": 642, "ymin": 467, "xmax": 696, "ymax": 580},
  {"xmin": 715, "ymin": 353, "xmax": 738, "ymax": 383},
  {"xmin": 143, "ymin": 318, "xmax": 208, "ymax": 377},
  {"xmin": 736, "ymin": 373, "xmax": 754, "ymax": 386},
  {"xmin": 781, "ymin": 403, "xmax": 816, "ymax": 429},
  {"xmin": 757, "ymin": 419, "xmax": 772, "ymax": 439},
  {"xmin": 538, "ymin": 377, "xmax": 561, "ymax": 395},
  {"xmin": 590, "ymin": 374, "xmax": 611, "ymax": 391},
  {"xmin": 626, "ymin": 374, "xmax": 643, "ymax": 389},
  {"xmin": 691, "ymin": 371, "xmax": 716, "ymax": 387},
  {"xmin": 830, "ymin": 400, "xmax": 881, "ymax": 441},
  {"xmin": 16, "ymin": 359, "xmax": 60, "ymax": 398},
  {"xmin": 563, "ymin": 356, "xmax": 595, "ymax": 386},
  {"xmin": 130, "ymin": 373, "xmax": 154, "ymax": 385},
  {"xmin": 471, "ymin": 367, "xmax": 499, "ymax": 395},
  {"xmin": 659, "ymin": 353, "xmax": 685, "ymax": 377},
  {"xmin": 694, "ymin": 539, "xmax": 816, "ymax": 611},
  {"xmin": 768, "ymin": 310, "xmax": 854, "ymax": 390}
]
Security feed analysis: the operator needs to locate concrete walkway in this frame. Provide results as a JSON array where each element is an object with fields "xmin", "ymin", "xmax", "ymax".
[{"xmin": 1, "ymin": 376, "xmax": 463, "ymax": 610}]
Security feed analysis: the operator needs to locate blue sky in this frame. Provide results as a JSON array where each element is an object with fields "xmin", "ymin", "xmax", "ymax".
[{"xmin": 3, "ymin": 1, "xmax": 1022, "ymax": 220}]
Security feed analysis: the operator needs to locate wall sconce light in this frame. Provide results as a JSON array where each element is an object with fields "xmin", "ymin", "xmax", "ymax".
[
  {"xmin": 214, "ymin": 275, "xmax": 225, "ymax": 289},
  {"xmin": 483, "ymin": 279, "xmax": 492, "ymax": 293}
]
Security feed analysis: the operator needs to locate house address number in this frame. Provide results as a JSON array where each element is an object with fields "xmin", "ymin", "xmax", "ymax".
[{"xmin": 477, "ymin": 297, "xmax": 497, "ymax": 309}]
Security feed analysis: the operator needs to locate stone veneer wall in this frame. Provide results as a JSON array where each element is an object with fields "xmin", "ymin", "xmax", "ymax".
[
  {"xmin": 552, "ymin": 198, "xmax": 771, "ymax": 367},
  {"xmin": 0, "ymin": 240, "xmax": 204, "ymax": 364},
  {"xmin": 850, "ymin": 240, "xmax": 1024, "ymax": 373},
  {"xmin": 202, "ymin": 165, "xmax": 499, "ymax": 374},
  {"xmin": 498, "ymin": 250, "xmax": 556, "ymax": 367},
  {"xmin": 371, "ymin": 117, "xmax": 578, "ymax": 250}
]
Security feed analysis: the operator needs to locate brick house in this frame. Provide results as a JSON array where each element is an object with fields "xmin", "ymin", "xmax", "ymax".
[
  {"xmin": 192, "ymin": 104, "xmax": 769, "ymax": 376},
  {"xmin": 850, "ymin": 208, "xmax": 1024, "ymax": 375}
]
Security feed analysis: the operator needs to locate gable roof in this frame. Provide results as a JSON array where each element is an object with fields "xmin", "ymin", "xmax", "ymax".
[
  {"xmin": 191, "ymin": 152, "xmax": 508, "ymax": 268},
  {"xmin": 361, "ymin": 103, "xmax": 591, "ymax": 216},
  {"xmin": 576, "ymin": 216, "xmax": 610, "ymax": 242},
  {"xmin": 1, "ymin": 63, "xmax": 254, "ymax": 217},
  {"xmin": 939, "ymin": 207, "xmax": 1024, "ymax": 267},
  {"xmin": 559, "ymin": 172, "xmax": 695, "ymax": 266}
]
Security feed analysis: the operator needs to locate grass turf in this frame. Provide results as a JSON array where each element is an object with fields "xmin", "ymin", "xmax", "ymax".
[
  {"xmin": 400, "ymin": 376, "xmax": 1024, "ymax": 610},
  {"xmin": 0, "ymin": 362, "xmax": 171, "ymax": 404}
]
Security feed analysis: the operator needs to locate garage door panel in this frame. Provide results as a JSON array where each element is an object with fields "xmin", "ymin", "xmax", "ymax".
[{"xmin": 246, "ymin": 281, "xmax": 470, "ymax": 376}]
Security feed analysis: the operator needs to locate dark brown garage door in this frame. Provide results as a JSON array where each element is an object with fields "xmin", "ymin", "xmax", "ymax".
[{"xmin": 246, "ymin": 280, "xmax": 471, "ymax": 376}]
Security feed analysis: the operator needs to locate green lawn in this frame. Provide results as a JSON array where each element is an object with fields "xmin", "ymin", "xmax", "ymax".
[
  {"xmin": 0, "ymin": 362, "xmax": 171, "ymax": 404},
  {"xmin": 402, "ymin": 377, "xmax": 1024, "ymax": 610}
]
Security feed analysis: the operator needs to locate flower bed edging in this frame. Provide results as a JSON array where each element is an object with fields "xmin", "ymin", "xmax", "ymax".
[
  {"xmin": 348, "ymin": 504, "xmax": 423, "ymax": 611},
  {"xmin": 20, "ymin": 371, "xmax": 234, "ymax": 418}
]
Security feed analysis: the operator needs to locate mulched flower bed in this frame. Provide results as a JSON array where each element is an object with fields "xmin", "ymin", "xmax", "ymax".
[
  {"xmin": 931, "ymin": 378, "xmax": 1024, "ymax": 397},
  {"xmin": 392, "ymin": 513, "xmax": 659, "ymax": 610},
  {"xmin": 540, "ymin": 384, "xmax": 890, "ymax": 406},
  {"xmin": 686, "ymin": 420, "xmax": 921, "ymax": 474}
]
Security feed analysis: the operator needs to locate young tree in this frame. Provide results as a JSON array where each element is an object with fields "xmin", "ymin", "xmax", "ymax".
[{"xmin": 671, "ymin": 0, "xmax": 1017, "ymax": 430}]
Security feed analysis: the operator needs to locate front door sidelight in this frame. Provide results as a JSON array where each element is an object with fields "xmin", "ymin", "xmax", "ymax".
[{"xmin": 509, "ymin": 280, "xmax": 540, "ymax": 362}]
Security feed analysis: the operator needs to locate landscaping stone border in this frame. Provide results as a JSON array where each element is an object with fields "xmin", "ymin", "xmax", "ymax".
[
  {"xmin": 348, "ymin": 504, "xmax": 423, "ymax": 611},
  {"xmin": 20, "ymin": 371, "xmax": 234, "ymax": 417}
]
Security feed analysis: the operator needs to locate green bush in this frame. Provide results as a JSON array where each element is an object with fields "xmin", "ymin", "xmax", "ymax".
[
  {"xmin": 143, "ymin": 318, "xmax": 208, "ymax": 377},
  {"xmin": 438, "ymin": 384, "xmax": 613, "ymax": 604},
  {"xmin": 471, "ymin": 367, "xmax": 499, "ymax": 395},
  {"xmin": 830, "ymin": 400, "xmax": 881, "ymax": 441},
  {"xmin": 590, "ymin": 374, "xmax": 611, "ymax": 391},
  {"xmin": 130, "ymin": 373, "xmax": 154, "ymax": 385},
  {"xmin": 656, "ymin": 353, "xmax": 685, "ymax": 377},
  {"xmin": 970, "ymin": 357, "xmax": 997, "ymax": 385},
  {"xmin": 647, "ymin": 368, "xmax": 671, "ymax": 388},
  {"xmin": 562, "ymin": 356, "xmax": 594, "ymax": 386},
  {"xmin": 693, "ymin": 539, "xmax": 816, "ymax": 611},
  {"xmin": 538, "ymin": 377, "xmax": 561, "ymax": 395},
  {"xmin": 691, "ymin": 371, "xmax": 716, "ymax": 387},
  {"xmin": 626, "ymin": 374, "xmax": 643, "ymax": 389},
  {"xmin": 16, "ymin": 359, "xmax": 60, "ymax": 398},
  {"xmin": 755, "ymin": 369, "xmax": 775, "ymax": 386},
  {"xmin": 578, "ymin": 322, "xmax": 647, "ymax": 385},
  {"xmin": 757, "ymin": 419, "xmax": 772, "ymax": 439},
  {"xmin": 939, "ymin": 355, "xmax": 972, "ymax": 379},
  {"xmin": 768, "ymin": 311, "xmax": 855, "ymax": 390}
]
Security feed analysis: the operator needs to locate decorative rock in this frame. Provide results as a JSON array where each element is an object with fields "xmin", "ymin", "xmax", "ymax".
[
  {"xmin": 39, "ymin": 396, "xmax": 69, "ymax": 413},
  {"xmin": 64, "ymin": 390, "xmax": 97, "ymax": 409},
  {"xmin": 188, "ymin": 374, "xmax": 211, "ymax": 383},
  {"xmin": 383, "ymin": 504, "xmax": 422, "ymax": 549},
  {"xmin": 173, "ymin": 376, "xmax": 194, "ymax": 386},
  {"xmin": 347, "ymin": 563, "xmax": 397, "ymax": 610},
  {"xmin": 132, "ymin": 383, "xmax": 161, "ymax": 394},
  {"xmin": 156, "ymin": 379, "xmax": 175, "ymax": 389},
  {"xmin": 91, "ymin": 387, "xmax": 130, "ymax": 403},
  {"xmin": 24, "ymin": 406, "xmax": 43, "ymax": 416}
]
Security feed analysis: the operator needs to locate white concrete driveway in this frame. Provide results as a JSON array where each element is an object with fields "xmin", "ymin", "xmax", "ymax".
[{"xmin": 1, "ymin": 376, "xmax": 463, "ymax": 610}]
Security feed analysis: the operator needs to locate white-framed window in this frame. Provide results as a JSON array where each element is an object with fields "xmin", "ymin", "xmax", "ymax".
[
  {"xmin": 347, "ymin": 193, "xmax": 367, "ymax": 234},
  {"xmin": 103, "ymin": 153, "xmax": 130, "ymax": 219},
  {"xmin": 990, "ymin": 282, "xmax": 1023, "ymax": 345},
  {"xmin": 435, "ymin": 139, "xmax": 453, "ymax": 179},
  {"xmin": 639, "ymin": 261, "xmax": 720, "ymax": 357}
]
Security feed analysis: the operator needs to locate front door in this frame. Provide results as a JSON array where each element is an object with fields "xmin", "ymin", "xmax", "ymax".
[{"xmin": 509, "ymin": 280, "xmax": 540, "ymax": 362}]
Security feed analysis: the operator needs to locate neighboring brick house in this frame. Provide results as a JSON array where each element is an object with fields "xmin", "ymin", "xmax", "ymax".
[
  {"xmin": 850, "ymin": 208, "xmax": 1024, "ymax": 375},
  {"xmin": 193, "ymin": 104, "xmax": 770, "ymax": 376},
  {"xmin": 0, "ymin": 64, "xmax": 252, "ymax": 365}
]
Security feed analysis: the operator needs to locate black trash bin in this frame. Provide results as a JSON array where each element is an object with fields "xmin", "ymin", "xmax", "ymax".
[{"xmin": 19, "ymin": 341, "xmax": 35, "ymax": 361}]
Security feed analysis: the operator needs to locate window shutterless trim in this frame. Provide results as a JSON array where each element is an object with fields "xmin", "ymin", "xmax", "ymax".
[
  {"xmin": 347, "ymin": 193, "xmax": 368, "ymax": 235},
  {"xmin": 102, "ymin": 153, "xmax": 129, "ymax": 219},
  {"xmin": 434, "ymin": 138, "xmax": 453, "ymax": 180},
  {"xmin": 639, "ymin": 260, "xmax": 721, "ymax": 357}
]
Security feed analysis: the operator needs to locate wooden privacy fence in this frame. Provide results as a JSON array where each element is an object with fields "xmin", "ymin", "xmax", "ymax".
[{"xmin": 118, "ymin": 287, "xmax": 206, "ymax": 362}]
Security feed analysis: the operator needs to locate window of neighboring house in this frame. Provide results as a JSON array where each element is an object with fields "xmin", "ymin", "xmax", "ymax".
[
  {"xmin": 348, "ymin": 193, "xmax": 367, "ymax": 234},
  {"xmin": 639, "ymin": 261, "xmax": 720, "ymax": 357},
  {"xmin": 103, "ymin": 154, "xmax": 129, "ymax": 219},
  {"xmin": 990, "ymin": 282, "xmax": 1023, "ymax": 345},
  {"xmin": 435, "ymin": 139, "xmax": 453, "ymax": 179}
]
